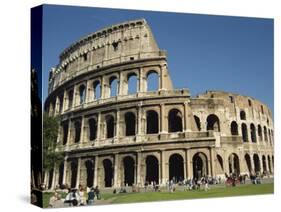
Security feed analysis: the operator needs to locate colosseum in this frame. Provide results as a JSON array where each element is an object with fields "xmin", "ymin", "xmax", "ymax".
[{"xmin": 44, "ymin": 19, "xmax": 274, "ymax": 190}]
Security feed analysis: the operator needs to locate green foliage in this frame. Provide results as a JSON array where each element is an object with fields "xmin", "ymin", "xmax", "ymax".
[{"xmin": 43, "ymin": 113, "xmax": 64, "ymax": 171}]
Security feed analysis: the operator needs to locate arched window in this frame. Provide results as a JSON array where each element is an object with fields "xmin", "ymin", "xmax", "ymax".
[
  {"xmin": 245, "ymin": 154, "xmax": 252, "ymax": 173},
  {"xmin": 127, "ymin": 73, "xmax": 138, "ymax": 94},
  {"xmin": 58, "ymin": 94, "xmax": 64, "ymax": 113},
  {"xmin": 253, "ymin": 154, "xmax": 261, "ymax": 173},
  {"xmin": 168, "ymin": 109, "xmax": 183, "ymax": 132},
  {"xmin": 264, "ymin": 126, "xmax": 268, "ymax": 142},
  {"xmin": 103, "ymin": 159, "xmax": 113, "ymax": 187},
  {"xmin": 68, "ymin": 90, "xmax": 73, "ymax": 109},
  {"xmin": 93, "ymin": 80, "xmax": 101, "ymax": 100},
  {"xmin": 230, "ymin": 121, "xmax": 238, "ymax": 135},
  {"xmin": 123, "ymin": 156, "xmax": 135, "ymax": 186},
  {"xmin": 250, "ymin": 124, "xmax": 257, "ymax": 143},
  {"xmin": 169, "ymin": 154, "xmax": 184, "ymax": 182},
  {"xmin": 145, "ymin": 155, "xmax": 159, "ymax": 184},
  {"xmin": 258, "ymin": 125, "xmax": 263, "ymax": 141},
  {"xmin": 125, "ymin": 112, "xmax": 136, "ymax": 136},
  {"xmin": 109, "ymin": 76, "xmax": 118, "ymax": 97},
  {"xmin": 206, "ymin": 114, "xmax": 220, "ymax": 132},
  {"xmin": 193, "ymin": 152, "xmax": 208, "ymax": 179},
  {"xmin": 248, "ymin": 99, "xmax": 252, "ymax": 107},
  {"xmin": 106, "ymin": 115, "xmax": 115, "ymax": 138},
  {"xmin": 241, "ymin": 123, "xmax": 248, "ymax": 142},
  {"xmin": 194, "ymin": 115, "xmax": 201, "ymax": 131},
  {"xmin": 88, "ymin": 118, "xmax": 97, "ymax": 141},
  {"xmin": 268, "ymin": 129, "xmax": 271, "ymax": 144},
  {"xmin": 74, "ymin": 121, "xmax": 81, "ymax": 143},
  {"xmin": 228, "ymin": 153, "xmax": 240, "ymax": 175},
  {"xmin": 146, "ymin": 110, "xmax": 159, "ymax": 134},
  {"xmin": 62, "ymin": 122, "xmax": 69, "ymax": 145},
  {"xmin": 79, "ymin": 84, "xmax": 86, "ymax": 104},
  {"xmin": 146, "ymin": 70, "xmax": 159, "ymax": 91},
  {"xmin": 240, "ymin": 110, "xmax": 246, "ymax": 120}
]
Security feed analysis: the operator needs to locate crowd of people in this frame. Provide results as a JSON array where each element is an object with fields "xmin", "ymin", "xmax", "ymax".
[{"xmin": 48, "ymin": 185, "xmax": 101, "ymax": 208}]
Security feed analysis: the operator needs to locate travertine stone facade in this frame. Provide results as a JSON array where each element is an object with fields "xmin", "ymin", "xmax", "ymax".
[{"xmin": 44, "ymin": 19, "xmax": 274, "ymax": 190}]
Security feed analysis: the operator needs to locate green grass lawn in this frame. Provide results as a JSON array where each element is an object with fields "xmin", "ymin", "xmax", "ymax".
[
  {"xmin": 43, "ymin": 183, "xmax": 273, "ymax": 207},
  {"xmin": 102, "ymin": 183, "xmax": 273, "ymax": 204}
]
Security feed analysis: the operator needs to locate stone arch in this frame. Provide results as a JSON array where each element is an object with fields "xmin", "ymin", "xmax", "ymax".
[
  {"xmin": 206, "ymin": 114, "xmax": 220, "ymax": 132},
  {"xmin": 267, "ymin": 155, "xmax": 272, "ymax": 173},
  {"xmin": 123, "ymin": 156, "xmax": 135, "ymax": 186},
  {"xmin": 125, "ymin": 112, "xmax": 136, "ymax": 136},
  {"xmin": 62, "ymin": 122, "xmax": 69, "ymax": 145},
  {"xmin": 58, "ymin": 94, "xmax": 64, "ymax": 113},
  {"xmin": 79, "ymin": 84, "xmax": 86, "ymax": 104},
  {"xmin": 194, "ymin": 115, "xmax": 201, "ymax": 131},
  {"xmin": 70, "ymin": 161, "xmax": 78, "ymax": 188},
  {"xmin": 67, "ymin": 89, "xmax": 73, "ymax": 109},
  {"xmin": 93, "ymin": 80, "xmax": 101, "ymax": 100},
  {"xmin": 240, "ymin": 110, "xmax": 246, "ymax": 120},
  {"xmin": 74, "ymin": 120, "xmax": 81, "ymax": 143},
  {"xmin": 241, "ymin": 123, "xmax": 248, "ymax": 142},
  {"xmin": 228, "ymin": 153, "xmax": 240, "ymax": 175},
  {"xmin": 253, "ymin": 154, "xmax": 261, "ymax": 174},
  {"xmin": 103, "ymin": 159, "xmax": 113, "ymax": 187},
  {"xmin": 109, "ymin": 76, "xmax": 118, "ymax": 97},
  {"xmin": 85, "ymin": 160, "xmax": 94, "ymax": 188},
  {"xmin": 216, "ymin": 154, "xmax": 224, "ymax": 174},
  {"xmin": 192, "ymin": 152, "xmax": 208, "ymax": 179},
  {"xmin": 264, "ymin": 126, "xmax": 268, "ymax": 142},
  {"xmin": 258, "ymin": 125, "xmax": 263, "ymax": 141},
  {"xmin": 105, "ymin": 115, "xmax": 115, "ymax": 138},
  {"xmin": 244, "ymin": 153, "xmax": 252, "ymax": 173},
  {"xmin": 168, "ymin": 108, "xmax": 183, "ymax": 133},
  {"xmin": 230, "ymin": 121, "xmax": 238, "ymax": 135},
  {"xmin": 146, "ymin": 110, "xmax": 159, "ymax": 134},
  {"xmin": 58, "ymin": 162, "xmax": 64, "ymax": 187},
  {"xmin": 268, "ymin": 129, "xmax": 271, "ymax": 144},
  {"xmin": 169, "ymin": 154, "xmax": 184, "ymax": 182},
  {"xmin": 250, "ymin": 124, "xmax": 257, "ymax": 143},
  {"xmin": 88, "ymin": 118, "xmax": 97, "ymax": 141},
  {"xmin": 262, "ymin": 155, "xmax": 267, "ymax": 173},
  {"xmin": 127, "ymin": 73, "xmax": 138, "ymax": 94},
  {"xmin": 145, "ymin": 155, "xmax": 159, "ymax": 184},
  {"xmin": 146, "ymin": 70, "xmax": 159, "ymax": 91}
]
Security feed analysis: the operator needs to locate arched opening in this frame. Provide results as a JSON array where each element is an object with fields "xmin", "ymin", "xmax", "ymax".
[
  {"xmin": 268, "ymin": 129, "xmax": 271, "ymax": 144},
  {"xmin": 267, "ymin": 155, "xmax": 272, "ymax": 173},
  {"xmin": 250, "ymin": 124, "xmax": 257, "ymax": 143},
  {"xmin": 62, "ymin": 122, "xmax": 69, "ymax": 145},
  {"xmin": 253, "ymin": 154, "xmax": 260, "ymax": 174},
  {"xmin": 145, "ymin": 155, "xmax": 159, "ymax": 184},
  {"xmin": 48, "ymin": 169, "xmax": 54, "ymax": 189},
  {"xmin": 146, "ymin": 110, "xmax": 159, "ymax": 134},
  {"xmin": 245, "ymin": 154, "xmax": 252, "ymax": 173},
  {"xmin": 241, "ymin": 123, "xmax": 248, "ymax": 142},
  {"xmin": 79, "ymin": 84, "xmax": 86, "ymax": 104},
  {"xmin": 70, "ymin": 161, "xmax": 78, "ymax": 188},
  {"xmin": 106, "ymin": 115, "xmax": 114, "ymax": 138},
  {"xmin": 127, "ymin": 73, "xmax": 138, "ymax": 94},
  {"xmin": 169, "ymin": 154, "xmax": 184, "ymax": 182},
  {"xmin": 206, "ymin": 114, "xmax": 220, "ymax": 132},
  {"xmin": 125, "ymin": 112, "xmax": 136, "ymax": 136},
  {"xmin": 88, "ymin": 118, "xmax": 97, "ymax": 141},
  {"xmin": 258, "ymin": 125, "xmax": 263, "ymax": 141},
  {"xmin": 264, "ymin": 126, "xmax": 268, "ymax": 142},
  {"xmin": 109, "ymin": 76, "xmax": 118, "ymax": 97},
  {"xmin": 85, "ymin": 160, "xmax": 94, "ymax": 188},
  {"xmin": 93, "ymin": 80, "xmax": 101, "ymax": 100},
  {"xmin": 230, "ymin": 121, "xmax": 238, "ymax": 135},
  {"xmin": 240, "ymin": 110, "xmax": 246, "ymax": 120},
  {"xmin": 74, "ymin": 121, "xmax": 81, "ymax": 143},
  {"xmin": 168, "ymin": 109, "xmax": 183, "ymax": 133},
  {"xmin": 58, "ymin": 162, "xmax": 64, "ymax": 187},
  {"xmin": 103, "ymin": 159, "xmax": 113, "ymax": 187},
  {"xmin": 123, "ymin": 156, "xmax": 135, "ymax": 186},
  {"xmin": 228, "ymin": 153, "xmax": 240, "ymax": 175},
  {"xmin": 58, "ymin": 94, "xmax": 64, "ymax": 113},
  {"xmin": 194, "ymin": 115, "xmax": 201, "ymax": 131},
  {"xmin": 146, "ymin": 70, "xmax": 159, "ymax": 91},
  {"xmin": 192, "ymin": 152, "xmax": 208, "ymax": 179},
  {"xmin": 68, "ymin": 90, "xmax": 73, "ymax": 109},
  {"xmin": 216, "ymin": 154, "xmax": 224, "ymax": 174},
  {"xmin": 262, "ymin": 155, "xmax": 267, "ymax": 173}
]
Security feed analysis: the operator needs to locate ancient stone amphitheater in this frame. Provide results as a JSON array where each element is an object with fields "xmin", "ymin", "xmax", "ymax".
[{"xmin": 44, "ymin": 19, "xmax": 274, "ymax": 190}]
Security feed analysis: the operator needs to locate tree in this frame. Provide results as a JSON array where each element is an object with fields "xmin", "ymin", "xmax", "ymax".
[{"xmin": 43, "ymin": 113, "xmax": 64, "ymax": 172}]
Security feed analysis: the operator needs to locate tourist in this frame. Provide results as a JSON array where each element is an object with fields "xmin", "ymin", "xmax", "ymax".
[
  {"xmin": 78, "ymin": 185, "xmax": 86, "ymax": 205},
  {"xmin": 87, "ymin": 187, "xmax": 95, "ymax": 205},
  {"xmin": 94, "ymin": 186, "xmax": 101, "ymax": 200}
]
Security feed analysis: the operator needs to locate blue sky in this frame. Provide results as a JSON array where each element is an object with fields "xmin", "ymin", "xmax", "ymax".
[{"xmin": 42, "ymin": 4, "xmax": 273, "ymax": 112}]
